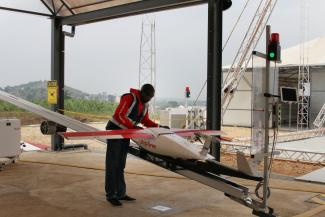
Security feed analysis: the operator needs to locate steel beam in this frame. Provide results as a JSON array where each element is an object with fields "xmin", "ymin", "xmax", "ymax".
[
  {"xmin": 51, "ymin": 18, "xmax": 65, "ymax": 151},
  {"xmin": 59, "ymin": 0, "xmax": 75, "ymax": 15},
  {"xmin": 60, "ymin": 0, "xmax": 206, "ymax": 26},
  {"xmin": 0, "ymin": 6, "xmax": 52, "ymax": 17},
  {"xmin": 40, "ymin": 0, "xmax": 55, "ymax": 15}
]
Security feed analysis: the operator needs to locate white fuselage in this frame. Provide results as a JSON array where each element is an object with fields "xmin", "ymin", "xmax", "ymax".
[{"xmin": 133, "ymin": 128, "xmax": 208, "ymax": 160}]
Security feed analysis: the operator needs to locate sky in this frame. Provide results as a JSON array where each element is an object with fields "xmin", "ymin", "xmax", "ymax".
[{"xmin": 1, "ymin": 0, "xmax": 325, "ymax": 100}]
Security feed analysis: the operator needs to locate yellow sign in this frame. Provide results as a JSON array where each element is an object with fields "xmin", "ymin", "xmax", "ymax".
[{"xmin": 47, "ymin": 80, "xmax": 58, "ymax": 104}]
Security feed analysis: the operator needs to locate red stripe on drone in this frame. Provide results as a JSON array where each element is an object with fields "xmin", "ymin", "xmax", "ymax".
[{"xmin": 63, "ymin": 130, "xmax": 153, "ymax": 139}]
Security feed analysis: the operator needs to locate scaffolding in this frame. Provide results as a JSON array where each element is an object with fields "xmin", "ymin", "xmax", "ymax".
[
  {"xmin": 297, "ymin": 0, "xmax": 311, "ymax": 130},
  {"xmin": 222, "ymin": 128, "xmax": 325, "ymax": 164},
  {"xmin": 222, "ymin": 0, "xmax": 277, "ymax": 117},
  {"xmin": 221, "ymin": 142, "xmax": 325, "ymax": 164},
  {"xmin": 313, "ymin": 103, "xmax": 325, "ymax": 128},
  {"xmin": 188, "ymin": 0, "xmax": 278, "ymax": 128}
]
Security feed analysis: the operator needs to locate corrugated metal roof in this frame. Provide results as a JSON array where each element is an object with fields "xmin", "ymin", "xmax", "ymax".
[{"xmin": 43, "ymin": 0, "xmax": 141, "ymax": 16}]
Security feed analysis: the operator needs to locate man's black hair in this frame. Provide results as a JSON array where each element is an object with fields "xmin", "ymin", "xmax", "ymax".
[{"xmin": 141, "ymin": 83, "xmax": 155, "ymax": 96}]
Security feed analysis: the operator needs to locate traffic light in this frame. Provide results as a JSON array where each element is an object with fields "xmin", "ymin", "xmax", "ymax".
[
  {"xmin": 267, "ymin": 33, "xmax": 281, "ymax": 62},
  {"xmin": 185, "ymin": 86, "xmax": 190, "ymax": 98}
]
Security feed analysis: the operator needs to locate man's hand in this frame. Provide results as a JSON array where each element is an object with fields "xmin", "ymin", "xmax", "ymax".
[{"xmin": 159, "ymin": 125, "xmax": 170, "ymax": 129}]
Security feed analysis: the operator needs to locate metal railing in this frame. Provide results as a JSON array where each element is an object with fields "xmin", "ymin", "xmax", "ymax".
[{"xmin": 221, "ymin": 142, "xmax": 325, "ymax": 164}]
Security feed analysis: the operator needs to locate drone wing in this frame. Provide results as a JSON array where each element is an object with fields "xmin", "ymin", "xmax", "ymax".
[{"xmin": 62, "ymin": 128, "xmax": 154, "ymax": 140}]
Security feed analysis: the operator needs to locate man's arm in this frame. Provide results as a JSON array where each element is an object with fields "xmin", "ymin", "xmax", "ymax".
[
  {"xmin": 141, "ymin": 111, "xmax": 158, "ymax": 128},
  {"xmin": 113, "ymin": 94, "xmax": 137, "ymax": 129}
]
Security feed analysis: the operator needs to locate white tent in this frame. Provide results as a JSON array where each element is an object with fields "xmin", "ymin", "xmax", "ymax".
[
  {"xmin": 280, "ymin": 36, "xmax": 325, "ymax": 66},
  {"xmin": 223, "ymin": 36, "xmax": 325, "ymax": 127}
]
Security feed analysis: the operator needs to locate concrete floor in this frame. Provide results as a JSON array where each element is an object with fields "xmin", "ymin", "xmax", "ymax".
[
  {"xmin": 277, "ymin": 137, "xmax": 325, "ymax": 153},
  {"xmin": 0, "ymin": 150, "xmax": 324, "ymax": 217},
  {"xmin": 297, "ymin": 168, "xmax": 325, "ymax": 184}
]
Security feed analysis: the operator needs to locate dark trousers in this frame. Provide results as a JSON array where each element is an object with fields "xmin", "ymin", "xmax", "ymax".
[{"xmin": 105, "ymin": 122, "xmax": 130, "ymax": 199}]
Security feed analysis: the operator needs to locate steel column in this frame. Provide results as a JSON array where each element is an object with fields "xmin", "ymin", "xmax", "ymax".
[
  {"xmin": 206, "ymin": 0, "xmax": 223, "ymax": 160},
  {"xmin": 51, "ymin": 18, "xmax": 65, "ymax": 151}
]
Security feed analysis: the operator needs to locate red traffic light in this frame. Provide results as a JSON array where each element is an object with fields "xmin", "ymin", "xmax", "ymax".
[
  {"xmin": 185, "ymin": 86, "xmax": 190, "ymax": 98},
  {"xmin": 270, "ymin": 33, "xmax": 280, "ymax": 43}
]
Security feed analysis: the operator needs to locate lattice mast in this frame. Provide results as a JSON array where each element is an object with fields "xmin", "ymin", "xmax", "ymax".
[
  {"xmin": 222, "ymin": 0, "xmax": 277, "ymax": 117},
  {"xmin": 297, "ymin": 0, "xmax": 310, "ymax": 130},
  {"xmin": 138, "ymin": 15, "xmax": 156, "ymax": 113}
]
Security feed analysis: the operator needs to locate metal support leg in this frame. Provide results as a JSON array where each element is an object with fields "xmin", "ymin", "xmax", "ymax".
[
  {"xmin": 51, "ymin": 18, "xmax": 65, "ymax": 151},
  {"xmin": 207, "ymin": 0, "xmax": 223, "ymax": 161}
]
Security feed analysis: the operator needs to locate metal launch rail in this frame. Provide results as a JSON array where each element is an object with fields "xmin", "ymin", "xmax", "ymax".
[{"xmin": 0, "ymin": 89, "xmax": 275, "ymax": 216}]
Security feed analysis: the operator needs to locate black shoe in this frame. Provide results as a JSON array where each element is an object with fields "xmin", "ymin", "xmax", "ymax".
[
  {"xmin": 119, "ymin": 195, "xmax": 136, "ymax": 201},
  {"xmin": 107, "ymin": 198, "xmax": 122, "ymax": 206}
]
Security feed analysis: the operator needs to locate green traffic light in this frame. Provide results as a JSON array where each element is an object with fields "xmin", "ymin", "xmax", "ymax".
[{"xmin": 269, "ymin": 52, "xmax": 275, "ymax": 59}]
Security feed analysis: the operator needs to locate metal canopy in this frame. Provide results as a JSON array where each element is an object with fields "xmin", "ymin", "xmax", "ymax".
[
  {"xmin": 43, "ymin": 0, "xmax": 144, "ymax": 16},
  {"xmin": 0, "ymin": 1, "xmax": 231, "ymax": 25},
  {"xmin": 0, "ymin": 0, "xmax": 207, "ymax": 21},
  {"xmin": 60, "ymin": 0, "xmax": 207, "ymax": 25},
  {"xmin": 42, "ymin": 0, "xmax": 211, "ymax": 17}
]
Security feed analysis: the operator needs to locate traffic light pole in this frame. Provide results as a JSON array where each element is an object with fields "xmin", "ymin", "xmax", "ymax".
[
  {"xmin": 252, "ymin": 25, "xmax": 280, "ymax": 216},
  {"xmin": 263, "ymin": 24, "xmax": 271, "ymax": 211}
]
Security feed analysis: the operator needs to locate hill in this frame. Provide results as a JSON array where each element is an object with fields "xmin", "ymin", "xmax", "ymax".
[
  {"xmin": 2, "ymin": 81, "xmax": 117, "ymax": 102},
  {"xmin": 1, "ymin": 81, "xmax": 207, "ymax": 111}
]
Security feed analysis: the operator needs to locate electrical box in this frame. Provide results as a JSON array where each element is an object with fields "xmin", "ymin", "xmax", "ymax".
[
  {"xmin": 160, "ymin": 108, "xmax": 188, "ymax": 128},
  {"xmin": 0, "ymin": 119, "xmax": 21, "ymax": 158}
]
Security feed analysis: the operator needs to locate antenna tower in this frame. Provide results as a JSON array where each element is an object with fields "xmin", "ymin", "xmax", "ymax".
[{"xmin": 138, "ymin": 15, "xmax": 156, "ymax": 114}]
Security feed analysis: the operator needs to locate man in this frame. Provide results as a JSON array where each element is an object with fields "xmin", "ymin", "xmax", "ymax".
[{"xmin": 105, "ymin": 84, "xmax": 166, "ymax": 206}]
